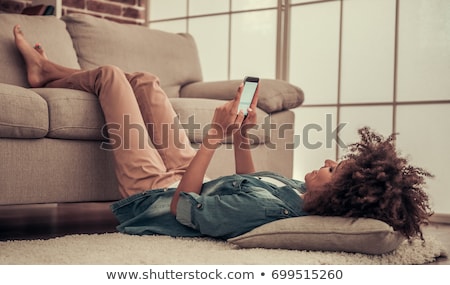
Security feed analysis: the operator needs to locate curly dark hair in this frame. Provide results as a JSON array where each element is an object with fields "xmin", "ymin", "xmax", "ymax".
[{"xmin": 303, "ymin": 127, "xmax": 433, "ymax": 240}]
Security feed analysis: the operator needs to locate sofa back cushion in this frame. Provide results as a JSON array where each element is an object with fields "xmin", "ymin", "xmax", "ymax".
[
  {"xmin": 62, "ymin": 13, "xmax": 203, "ymax": 98},
  {"xmin": 0, "ymin": 14, "xmax": 81, "ymax": 87}
]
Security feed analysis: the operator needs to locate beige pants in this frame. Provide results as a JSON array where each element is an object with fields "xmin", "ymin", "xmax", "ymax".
[{"xmin": 47, "ymin": 65, "xmax": 196, "ymax": 197}]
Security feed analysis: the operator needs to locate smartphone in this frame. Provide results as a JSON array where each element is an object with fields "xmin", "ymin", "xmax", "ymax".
[{"xmin": 238, "ymin": 76, "xmax": 259, "ymax": 116}]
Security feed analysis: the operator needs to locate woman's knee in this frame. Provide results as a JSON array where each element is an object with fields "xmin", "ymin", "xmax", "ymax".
[
  {"xmin": 97, "ymin": 65, "xmax": 125, "ymax": 78},
  {"xmin": 93, "ymin": 65, "xmax": 127, "ymax": 91},
  {"xmin": 128, "ymin": 71, "xmax": 161, "ymax": 87}
]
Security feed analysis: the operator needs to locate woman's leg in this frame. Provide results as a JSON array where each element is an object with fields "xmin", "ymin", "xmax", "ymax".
[
  {"xmin": 13, "ymin": 25, "xmax": 80, "ymax": 87},
  {"xmin": 14, "ymin": 25, "xmax": 183, "ymax": 197},
  {"xmin": 48, "ymin": 66, "xmax": 187, "ymax": 197},
  {"xmin": 125, "ymin": 72, "xmax": 196, "ymax": 174}
]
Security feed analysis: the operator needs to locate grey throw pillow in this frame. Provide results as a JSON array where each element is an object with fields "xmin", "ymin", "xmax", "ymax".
[{"xmin": 228, "ymin": 216, "xmax": 406, "ymax": 255}]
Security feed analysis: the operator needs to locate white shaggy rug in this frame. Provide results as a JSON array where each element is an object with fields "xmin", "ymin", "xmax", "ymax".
[{"xmin": 0, "ymin": 232, "xmax": 447, "ymax": 265}]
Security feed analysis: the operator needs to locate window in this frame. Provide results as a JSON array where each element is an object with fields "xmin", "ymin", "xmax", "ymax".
[{"xmin": 146, "ymin": 0, "xmax": 450, "ymax": 216}]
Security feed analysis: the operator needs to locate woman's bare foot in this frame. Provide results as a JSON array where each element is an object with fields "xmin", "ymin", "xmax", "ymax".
[{"xmin": 13, "ymin": 24, "xmax": 49, "ymax": 87}]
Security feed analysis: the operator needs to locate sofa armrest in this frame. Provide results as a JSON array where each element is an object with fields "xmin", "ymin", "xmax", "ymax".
[{"xmin": 179, "ymin": 79, "xmax": 304, "ymax": 113}]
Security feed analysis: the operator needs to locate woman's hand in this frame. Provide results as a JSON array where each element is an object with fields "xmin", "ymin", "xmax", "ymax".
[
  {"xmin": 240, "ymin": 83, "xmax": 259, "ymax": 135},
  {"xmin": 204, "ymin": 85, "xmax": 246, "ymax": 147}
]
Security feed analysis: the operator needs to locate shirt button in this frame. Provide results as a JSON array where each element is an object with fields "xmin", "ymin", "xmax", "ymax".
[
  {"xmin": 283, "ymin": 209, "xmax": 289, "ymax": 215},
  {"xmin": 196, "ymin": 203, "xmax": 203, "ymax": 209}
]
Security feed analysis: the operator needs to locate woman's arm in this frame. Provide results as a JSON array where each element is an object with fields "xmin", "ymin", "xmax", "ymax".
[
  {"xmin": 169, "ymin": 137, "xmax": 218, "ymax": 215},
  {"xmin": 233, "ymin": 122, "xmax": 256, "ymax": 174},
  {"xmin": 170, "ymin": 91, "xmax": 245, "ymax": 215}
]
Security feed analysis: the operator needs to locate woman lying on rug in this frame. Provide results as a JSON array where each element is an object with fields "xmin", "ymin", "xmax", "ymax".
[{"xmin": 14, "ymin": 24, "xmax": 433, "ymax": 242}]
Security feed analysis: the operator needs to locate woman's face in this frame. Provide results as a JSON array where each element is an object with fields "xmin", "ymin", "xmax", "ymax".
[{"xmin": 304, "ymin": 159, "xmax": 338, "ymax": 191}]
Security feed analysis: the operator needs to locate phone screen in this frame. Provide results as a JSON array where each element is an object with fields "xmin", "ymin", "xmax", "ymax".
[{"xmin": 238, "ymin": 79, "xmax": 258, "ymax": 115}]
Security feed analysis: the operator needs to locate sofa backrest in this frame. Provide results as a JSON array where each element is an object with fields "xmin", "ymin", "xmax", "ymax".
[
  {"xmin": 62, "ymin": 14, "xmax": 203, "ymax": 98},
  {"xmin": 0, "ymin": 14, "xmax": 81, "ymax": 88}
]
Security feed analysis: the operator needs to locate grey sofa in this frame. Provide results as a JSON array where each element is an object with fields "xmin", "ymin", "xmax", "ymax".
[{"xmin": 0, "ymin": 13, "xmax": 304, "ymax": 206}]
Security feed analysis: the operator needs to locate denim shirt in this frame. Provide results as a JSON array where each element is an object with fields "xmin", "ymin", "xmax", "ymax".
[{"xmin": 110, "ymin": 171, "xmax": 308, "ymax": 240}]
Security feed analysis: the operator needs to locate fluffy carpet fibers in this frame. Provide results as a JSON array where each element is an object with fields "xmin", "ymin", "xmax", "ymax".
[{"xmin": 0, "ymin": 232, "xmax": 447, "ymax": 265}]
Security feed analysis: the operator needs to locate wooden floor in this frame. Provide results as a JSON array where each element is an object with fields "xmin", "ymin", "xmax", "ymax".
[
  {"xmin": 0, "ymin": 202, "xmax": 448, "ymax": 264},
  {"xmin": 0, "ymin": 202, "xmax": 119, "ymax": 241}
]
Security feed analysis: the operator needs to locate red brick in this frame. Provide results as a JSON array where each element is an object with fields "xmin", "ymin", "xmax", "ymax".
[
  {"xmin": 109, "ymin": 0, "xmax": 136, "ymax": 6},
  {"xmin": 62, "ymin": 0, "xmax": 86, "ymax": 9},
  {"xmin": 64, "ymin": 8, "xmax": 101, "ymax": 18},
  {"xmin": 87, "ymin": 0, "xmax": 121, "ymax": 15},
  {"xmin": 122, "ymin": 6, "xmax": 143, "ymax": 19}
]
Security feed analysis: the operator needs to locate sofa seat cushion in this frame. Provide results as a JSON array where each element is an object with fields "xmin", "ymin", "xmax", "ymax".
[
  {"xmin": 33, "ymin": 88, "xmax": 106, "ymax": 140},
  {"xmin": 62, "ymin": 13, "xmax": 203, "ymax": 98},
  {"xmin": 0, "ymin": 84, "xmax": 48, "ymax": 139},
  {"xmin": 0, "ymin": 14, "xmax": 80, "ymax": 88},
  {"xmin": 12, "ymin": 87, "xmax": 275, "ymax": 143}
]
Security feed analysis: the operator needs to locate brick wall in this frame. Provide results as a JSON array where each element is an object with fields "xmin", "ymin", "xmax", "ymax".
[{"xmin": 0, "ymin": 0, "xmax": 146, "ymax": 25}]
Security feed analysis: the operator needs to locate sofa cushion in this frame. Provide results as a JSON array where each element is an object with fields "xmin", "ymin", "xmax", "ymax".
[
  {"xmin": 0, "ymin": 14, "xmax": 81, "ymax": 88},
  {"xmin": 33, "ymin": 88, "xmax": 106, "ymax": 140},
  {"xmin": 0, "ymin": 83, "xmax": 48, "ymax": 138},
  {"xmin": 62, "ymin": 13, "xmax": 203, "ymax": 98}
]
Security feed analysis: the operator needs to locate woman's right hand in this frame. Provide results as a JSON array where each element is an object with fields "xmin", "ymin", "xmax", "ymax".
[{"xmin": 205, "ymin": 87, "xmax": 246, "ymax": 146}]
